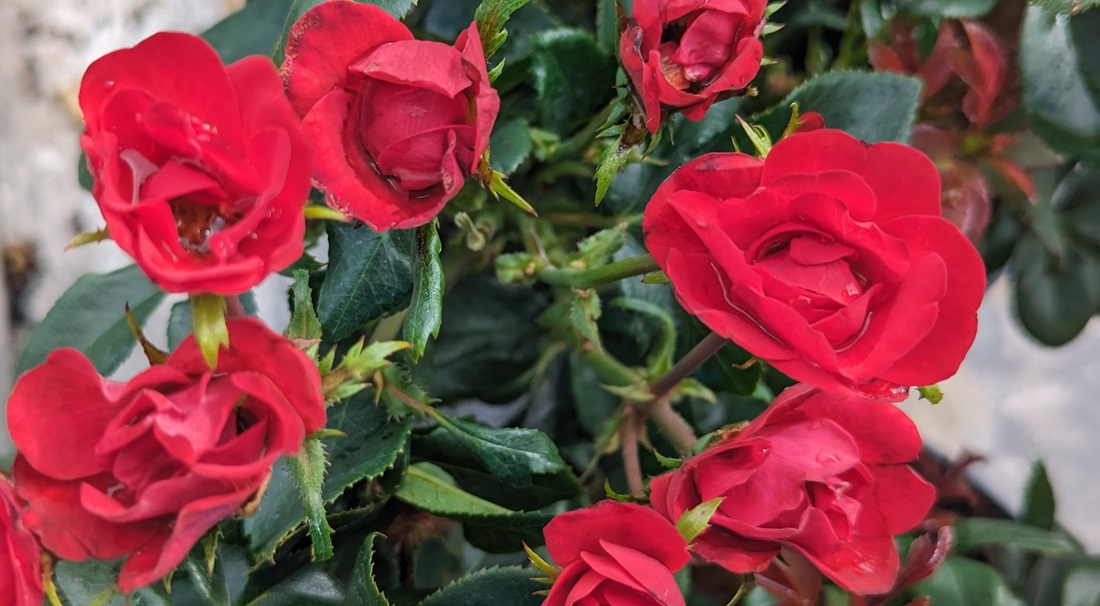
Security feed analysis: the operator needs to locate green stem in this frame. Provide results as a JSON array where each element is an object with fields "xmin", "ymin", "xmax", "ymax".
[
  {"xmin": 578, "ymin": 343, "xmax": 642, "ymax": 387},
  {"xmin": 538, "ymin": 254, "xmax": 660, "ymax": 289}
]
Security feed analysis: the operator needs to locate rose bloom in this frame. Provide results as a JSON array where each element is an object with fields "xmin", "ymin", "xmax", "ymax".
[
  {"xmin": 621, "ymin": 0, "xmax": 767, "ymax": 133},
  {"xmin": 7, "ymin": 319, "xmax": 326, "ymax": 591},
  {"xmin": 649, "ymin": 385, "xmax": 935, "ymax": 595},
  {"xmin": 79, "ymin": 33, "xmax": 313, "ymax": 295},
  {"xmin": 543, "ymin": 500, "xmax": 689, "ymax": 606},
  {"xmin": 643, "ymin": 128, "xmax": 986, "ymax": 400},
  {"xmin": 282, "ymin": 1, "xmax": 499, "ymax": 231},
  {"xmin": 0, "ymin": 479, "xmax": 43, "ymax": 606}
]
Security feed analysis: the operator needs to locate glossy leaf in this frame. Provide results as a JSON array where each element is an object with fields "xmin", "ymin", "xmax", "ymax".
[
  {"xmin": 17, "ymin": 264, "xmax": 164, "ymax": 377},
  {"xmin": 914, "ymin": 557, "xmax": 1028, "ymax": 606},
  {"xmin": 433, "ymin": 413, "xmax": 567, "ymax": 486},
  {"xmin": 530, "ymin": 28, "xmax": 616, "ymax": 134},
  {"xmin": 317, "ymin": 223, "xmax": 414, "ymax": 342},
  {"xmin": 403, "ymin": 222, "xmax": 444, "ymax": 361},
  {"xmin": 245, "ymin": 569, "xmax": 345, "ymax": 605},
  {"xmin": 202, "ymin": 0, "xmax": 295, "ymax": 63},
  {"xmin": 489, "ymin": 118, "xmax": 533, "ymax": 175},
  {"xmin": 1064, "ymin": 559, "xmax": 1100, "ymax": 606},
  {"xmin": 1022, "ymin": 461, "xmax": 1057, "ymax": 531},
  {"xmin": 418, "ymin": 566, "xmax": 544, "ymax": 606},
  {"xmin": 895, "ymin": 0, "xmax": 997, "ymax": 17},
  {"xmin": 346, "ymin": 533, "xmax": 393, "ymax": 606},
  {"xmin": 1020, "ymin": 6, "xmax": 1100, "ymax": 161},
  {"xmin": 953, "ymin": 518, "xmax": 1081, "ymax": 555}
]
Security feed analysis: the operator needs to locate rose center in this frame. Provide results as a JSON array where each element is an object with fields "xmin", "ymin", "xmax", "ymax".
[
  {"xmin": 658, "ymin": 10, "xmax": 742, "ymax": 92},
  {"xmin": 169, "ymin": 198, "xmax": 235, "ymax": 256},
  {"xmin": 751, "ymin": 234, "xmax": 866, "ymax": 306}
]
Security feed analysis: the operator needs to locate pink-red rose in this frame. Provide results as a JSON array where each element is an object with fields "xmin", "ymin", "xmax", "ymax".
[
  {"xmin": 282, "ymin": 1, "xmax": 500, "ymax": 231},
  {"xmin": 543, "ymin": 500, "xmax": 689, "ymax": 606},
  {"xmin": 0, "ymin": 479, "xmax": 43, "ymax": 606},
  {"xmin": 621, "ymin": 0, "xmax": 767, "ymax": 133},
  {"xmin": 649, "ymin": 385, "xmax": 936, "ymax": 595},
  {"xmin": 79, "ymin": 32, "xmax": 312, "ymax": 295},
  {"xmin": 643, "ymin": 128, "xmax": 986, "ymax": 400},
  {"xmin": 7, "ymin": 319, "xmax": 325, "ymax": 591}
]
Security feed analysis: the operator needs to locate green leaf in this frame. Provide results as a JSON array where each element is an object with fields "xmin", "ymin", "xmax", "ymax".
[
  {"xmin": 54, "ymin": 560, "xmax": 170, "ymax": 606},
  {"xmin": 403, "ymin": 223, "xmax": 444, "ymax": 361},
  {"xmin": 289, "ymin": 269, "xmax": 323, "ymax": 342},
  {"xmin": 433, "ymin": 414, "xmax": 567, "ymax": 486},
  {"xmin": 345, "ymin": 533, "xmax": 393, "ymax": 606},
  {"xmin": 413, "ymin": 427, "xmax": 581, "ymax": 511},
  {"xmin": 1022, "ymin": 461, "xmax": 1057, "ymax": 531},
  {"xmin": 596, "ymin": 0, "xmax": 620, "ymax": 54},
  {"xmin": 167, "ymin": 292, "xmax": 257, "ymax": 351},
  {"xmin": 475, "ymin": 0, "xmax": 531, "ymax": 57},
  {"xmin": 954, "ymin": 518, "xmax": 1081, "ymax": 555},
  {"xmin": 1020, "ymin": 6, "xmax": 1100, "ymax": 161},
  {"xmin": 609, "ymin": 297, "xmax": 676, "ymax": 374},
  {"xmin": 1013, "ymin": 233, "xmax": 1100, "ymax": 346},
  {"xmin": 1071, "ymin": 11, "xmax": 1100, "ymax": 100},
  {"xmin": 914, "ymin": 557, "xmax": 1028, "ymax": 606},
  {"xmin": 17, "ymin": 264, "xmax": 165, "ymax": 377},
  {"xmin": 771, "ymin": 71, "xmax": 923, "ymax": 143},
  {"xmin": 570, "ymin": 288, "xmax": 603, "ymax": 346},
  {"xmin": 418, "ymin": 566, "xmax": 544, "ymax": 606},
  {"xmin": 202, "ymin": 0, "xmax": 295, "ymax": 63},
  {"xmin": 1063, "ymin": 559, "xmax": 1100, "ymax": 606},
  {"xmin": 594, "ymin": 133, "xmax": 636, "ymax": 206},
  {"xmin": 422, "ymin": 273, "xmax": 549, "ymax": 403},
  {"xmin": 895, "ymin": 0, "xmax": 996, "ymax": 18},
  {"xmin": 317, "ymin": 223, "xmax": 414, "ymax": 342},
  {"xmin": 1030, "ymin": 0, "xmax": 1100, "ymax": 14},
  {"xmin": 180, "ymin": 548, "xmax": 231, "ymax": 606},
  {"xmin": 396, "ymin": 463, "xmax": 511, "ymax": 516},
  {"xmin": 489, "ymin": 118, "xmax": 533, "ymax": 175},
  {"xmin": 246, "ymin": 395, "xmax": 412, "ymax": 558},
  {"xmin": 286, "ymin": 437, "xmax": 334, "ymax": 561},
  {"xmin": 530, "ymin": 28, "xmax": 616, "ymax": 134},
  {"xmin": 244, "ymin": 568, "xmax": 345, "ymax": 605},
  {"xmin": 675, "ymin": 497, "xmax": 724, "ymax": 544}
]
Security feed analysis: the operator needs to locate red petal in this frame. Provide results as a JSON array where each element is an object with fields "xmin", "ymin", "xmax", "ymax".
[
  {"xmin": 7, "ymin": 349, "xmax": 120, "ymax": 480},
  {"xmin": 544, "ymin": 501, "xmax": 689, "ymax": 571},
  {"xmin": 862, "ymin": 142, "xmax": 942, "ymax": 223},
  {"xmin": 795, "ymin": 390, "xmax": 923, "ymax": 464},
  {"xmin": 603, "ymin": 542, "xmax": 687, "ymax": 606},
  {"xmin": 80, "ymin": 33, "xmax": 243, "ymax": 147},
  {"xmin": 788, "ymin": 509, "xmax": 900, "ymax": 595},
  {"xmin": 282, "ymin": 1, "xmax": 413, "ymax": 116},
  {"xmin": 877, "ymin": 216, "xmax": 985, "ymax": 385},
  {"xmin": 692, "ymin": 528, "xmax": 778, "ymax": 573},
  {"xmin": 868, "ymin": 466, "xmax": 935, "ymax": 534}
]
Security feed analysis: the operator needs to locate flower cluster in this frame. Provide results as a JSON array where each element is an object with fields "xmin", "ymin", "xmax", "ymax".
[{"xmin": 1, "ymin": 0, "xmax": 992, "ymax": 602}]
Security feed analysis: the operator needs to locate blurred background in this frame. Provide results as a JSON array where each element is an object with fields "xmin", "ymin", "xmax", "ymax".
[{"xmin": 1, "ymin": 0, "xmax": 1097, "ymax": 552}]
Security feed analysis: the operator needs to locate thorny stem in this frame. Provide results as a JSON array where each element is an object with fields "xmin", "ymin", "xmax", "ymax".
[
  {"xmin": 644, "ymin": 396, "xmax": 698, "ymax": 456},
  {"xmin": 538, "ymin": 254, "xmax": 660, "ymax": 289},
  {"xmin": 620, "ymin": 409, "xmax": 646, "ymax": 498},
  {"xmin": 650, "ymin": 332, "xmax": 729, "ymax": 397}
]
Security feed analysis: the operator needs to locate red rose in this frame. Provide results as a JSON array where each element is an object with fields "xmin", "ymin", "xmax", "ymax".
[
  {"xmin": 282, "ymin": 1, "xmax": 500, "ymax": 231},
  {"xmin": 7, "ymin": 319, "xmax": 325, "ymax": 591},
  {"xmin": 0, "ymin": 479, "xmax": 43, "ymax": 606},
  {"xmin": 543, "ymin": 500, "xmax": 689, "ymax": 606},
  {"xmin": 643, "ymin": 128, "xmax": 985, "ymax": 400},
  {"xmin": 650, "ymin": 385, "xmax": 935, "ymax": 595},
  {"xmin": 79, "ymin": 33, "xmax": 313, "ymax": 295},
  {"xmin": 621, "ymin": 0, "xmax": 767, "ymax": 133}
]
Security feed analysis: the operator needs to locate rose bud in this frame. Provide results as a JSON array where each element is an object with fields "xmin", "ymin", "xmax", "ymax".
[
  {"xmin": 650, "ymin": 385, "xmax": 936, "ymax": 596},
  {"xmin": 621, "ymin": 0, "xmax": 767, "ymax": 133},
  {"xmin": 79, "ymin": 33, "xmax": 312, "ymax": 295},
  {"xmin": 282, "ymin": 1, "xmax": 500, "ymax": 231},
  {"xmin": 643, "ymin": 128, "xmax": 986, "ymax": 400},
  {"xmin": 0, "ymin": 478, "xmax": 44, "ymax": 606},
  {"xmin": 542, "ymin": 500, "xmax": 690, "ymax": 606},
  {"xmin": 7, "ymin": 319, "xmax": 326, "ymax": 591}
]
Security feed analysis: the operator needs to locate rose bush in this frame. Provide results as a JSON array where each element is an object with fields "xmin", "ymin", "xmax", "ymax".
[
  {"xmin": 649, "ymin": 384, "xmax": 936, "ymax": 595},
  {"xmin": 643, "ymin": 128, "xmax": 986, "ymax": 399},
  {"xmin": 0, "ymin": 479, "xmax": 43, "ymax": 606},
  {"xmin": 79, "ymin": 32, "xmax": 312, "ymax": 295},
  {"xmin": 621, "ymin": 0, "xmax": 767, "ymax": 133},
  {"xmin": 282, "ymin": 1, "xmax": 499, "ymax": 231},
  {"xmin": 7, "ymin": 318, "xmax": 325, "ymax": 591},
  {"xmin": 543, "ymin": 500, "xmax": 689, "ymax": 606}
]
